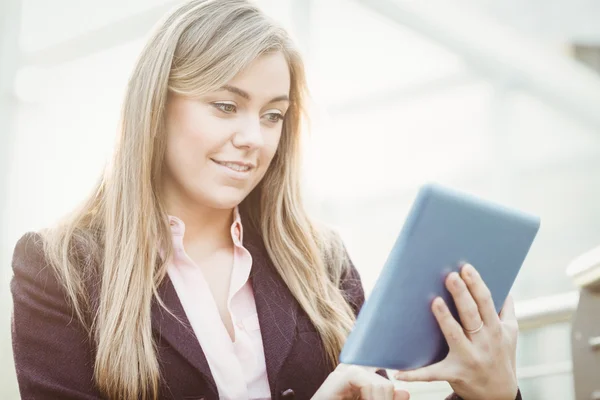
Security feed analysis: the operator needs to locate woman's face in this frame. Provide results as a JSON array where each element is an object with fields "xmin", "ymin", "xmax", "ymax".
[{"xmin": 162, "ymin": 52, "xmax": 291, "ymax": 211}]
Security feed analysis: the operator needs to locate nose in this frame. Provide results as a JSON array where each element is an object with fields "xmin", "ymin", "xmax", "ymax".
[{"xmin": 232, "ymin": 116, "xmax": 263, "ymax": 149}]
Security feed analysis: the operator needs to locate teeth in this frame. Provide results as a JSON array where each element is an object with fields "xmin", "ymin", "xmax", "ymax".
[{"xmin": 218, "ymin": 161, "xmax": 250, "ymax": 172}]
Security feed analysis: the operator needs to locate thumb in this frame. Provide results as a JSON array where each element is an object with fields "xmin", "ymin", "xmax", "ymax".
[
  {"xmin": 394, "ymin": 362, "xmax": 448, "ymax": 382},
  {"xmin": 394, "ymin": 389, "xmax": 410, "ymax": 400},
  {"xmin": 500, "ymin": 294, "xmax": 516, "ymax": 322}
]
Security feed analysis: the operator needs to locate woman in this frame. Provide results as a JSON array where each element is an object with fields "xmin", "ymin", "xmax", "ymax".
[{"xmin": 10, "ymin": 1, "xmax": 521, "ymax": 399}]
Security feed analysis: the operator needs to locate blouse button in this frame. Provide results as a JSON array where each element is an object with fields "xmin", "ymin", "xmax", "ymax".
[{"xmin": 280, "ymin": 389, "xmax": 295, "ymax": 399}]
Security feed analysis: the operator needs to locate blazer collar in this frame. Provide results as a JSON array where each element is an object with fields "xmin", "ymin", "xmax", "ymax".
[{"xmin": 151, "ymin": 219, "xmax": 300, "ymax": 397}]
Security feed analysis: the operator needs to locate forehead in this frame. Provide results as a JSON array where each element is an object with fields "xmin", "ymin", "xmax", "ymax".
[{"xmin": 226, "ymin": 52, "xmax": 291, "ymax": 100}]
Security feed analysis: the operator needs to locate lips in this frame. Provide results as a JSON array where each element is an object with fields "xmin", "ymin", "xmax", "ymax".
[{"xmin": 211, "ymin": 159, "xmax": 255, "ymax": 172}]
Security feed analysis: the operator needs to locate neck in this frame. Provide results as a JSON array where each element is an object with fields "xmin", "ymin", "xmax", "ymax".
[{"xmin": 163, "ymin": 194, "xmax": 234, "ymax": 253}]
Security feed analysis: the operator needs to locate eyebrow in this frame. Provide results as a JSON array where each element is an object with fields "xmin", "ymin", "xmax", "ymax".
[{"xmin": 220, "ymin": 84, "xmax": 289, "ymax": 104}]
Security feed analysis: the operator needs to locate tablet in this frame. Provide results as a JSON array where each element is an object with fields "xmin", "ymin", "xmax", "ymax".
[{"xmin": 339, "ymin": 183, "xmax": 540, "ymax": 370}]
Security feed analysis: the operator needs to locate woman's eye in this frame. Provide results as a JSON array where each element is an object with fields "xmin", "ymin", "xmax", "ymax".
[
  {"xmin": 213, "ymin": 102, "xmax": 237, "ymax": 113},
  {"xmin": 264, "ymin": 112, "xmax": 284, "ymax": 123}
]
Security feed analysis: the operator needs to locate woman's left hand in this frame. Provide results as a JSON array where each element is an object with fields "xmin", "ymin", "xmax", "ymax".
[{"xmin": 394, "ymin": 264, "xmax": 519, "ymax": 400}]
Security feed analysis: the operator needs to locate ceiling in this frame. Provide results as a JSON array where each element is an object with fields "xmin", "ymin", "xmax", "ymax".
[
  {"xmin": 457, "ymin": 0, "xmax": 600, "ymax": 45},
  {"xmin": 18, "ymin": 0, "xmax": 600, "ymax": 54}
]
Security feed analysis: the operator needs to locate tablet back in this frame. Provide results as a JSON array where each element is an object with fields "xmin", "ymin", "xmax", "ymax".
[{"xmin": 339, "ymin": 183, "xmax": 540, "ymax": 370}]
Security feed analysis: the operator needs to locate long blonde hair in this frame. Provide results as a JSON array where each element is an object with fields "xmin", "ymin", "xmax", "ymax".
[{"xmin": 42, "ymin": 0, "xmax": 356, "ymax": 398}]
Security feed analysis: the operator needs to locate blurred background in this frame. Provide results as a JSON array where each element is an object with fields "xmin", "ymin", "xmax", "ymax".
[{"xmin": 1, "ymin": 0, "xmax": 600, "ymax": 398}]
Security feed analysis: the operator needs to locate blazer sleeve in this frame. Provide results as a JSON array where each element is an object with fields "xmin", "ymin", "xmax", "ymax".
[
  {"xmin": 444, "ymin": 390, "xmax": 522, "ymax": 400},
  {"xmin": 10, "ymin": 232, "xmax": 104, "ymax": 400},
  {"xmin": 338, "ymin": 249, "xmax": 391, "ymax": 380}
]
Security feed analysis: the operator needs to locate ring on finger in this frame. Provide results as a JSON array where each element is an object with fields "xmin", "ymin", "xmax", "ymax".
[{"xmin": 463, "ymin": 321, "xmax": 484, "ymax": 334}]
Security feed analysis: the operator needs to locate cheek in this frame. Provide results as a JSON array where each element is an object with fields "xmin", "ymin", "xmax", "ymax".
[
  {"xmin": 166, "ymin": 117, "xmax": 227, "ymax": 170},
  {"xmin": 260, "ymin": 131, "xmax": 283, "ymax": 165},
  {"xmin": 165, "ymin": 130, "xmax": 206, "ymax": 175},
  {"xmin": 163, "ymin": 128, "xmax": 216, "ymax": 192},
  {"xmin": 167, "ymin": 101, "xmax": 228, "ymax": 153}
]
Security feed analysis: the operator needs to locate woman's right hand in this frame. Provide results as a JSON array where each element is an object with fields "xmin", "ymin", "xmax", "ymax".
[{"xmin": 312, "ymin": 364, "xmax": 410, "ymax": 400}]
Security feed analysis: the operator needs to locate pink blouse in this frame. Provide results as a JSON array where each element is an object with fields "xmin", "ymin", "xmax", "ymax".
[{"xmin": 166, "ymin": 208, "xmax": 271, "ymax": 400}]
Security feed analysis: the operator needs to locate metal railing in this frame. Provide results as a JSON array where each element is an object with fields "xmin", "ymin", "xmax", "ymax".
[{"xmin": 516, "ymin": 291, "xmax": 579, "ymax": 331}]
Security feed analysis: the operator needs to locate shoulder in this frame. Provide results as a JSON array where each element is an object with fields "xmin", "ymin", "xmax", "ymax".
[
  {"xmin": 320, "ymin": 228, "xmax": 366, "ymax": 315},
  {"xmin": 11, "ymin": 232, "xmax": 53, "ymax": 288},
  {"xmin": 11, "ymin": 230, "xmax": 98, "ymax": 316},
  {"xmin": 11, "ymin": 232, "xmax": 103, "ymax": 399},
  {"xmin": 13, "ymin": 232, "xmax": 47, "ymax": 268},
  {"xmin": 10, "ymin": 231, "xmax": 71, "ymax": 317}
]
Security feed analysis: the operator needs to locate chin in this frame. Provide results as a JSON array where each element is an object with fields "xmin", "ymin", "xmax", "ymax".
[{"xmin": 198, "ymin": 187, "xmax": 250, "ymax": 210}]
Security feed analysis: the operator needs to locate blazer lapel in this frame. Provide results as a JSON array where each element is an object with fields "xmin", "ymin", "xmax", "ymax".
[
  {"xmin": 244, "ymin": 231, "xmax": 299, "ymax": 396},
  {"xmin": 151, "ymin": 273, "xmax": 217, "ymax": 394},
  {"xmin": 151, "ymin": 209, "xmax": 300, "ymax": 398}
]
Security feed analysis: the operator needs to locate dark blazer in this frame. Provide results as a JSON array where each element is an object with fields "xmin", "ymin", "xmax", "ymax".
[{"xmin": 10, "ymin": 229, "xmax": 518, "ymax": 400}]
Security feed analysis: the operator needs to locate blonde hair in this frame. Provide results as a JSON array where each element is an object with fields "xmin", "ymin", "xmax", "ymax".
[{"xmin": 41, "ymin": 0, "xmax": 355, "ymax": 399}]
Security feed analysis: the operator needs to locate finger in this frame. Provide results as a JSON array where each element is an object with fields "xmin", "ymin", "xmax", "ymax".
[
  {"xmin": 360, "ymin": 384, "xmax": 374, "ymax": 400},
  {"xmin": 431, "ymin": 297, "xmax": 471, "ymax": 353},
  {"xmin": 385, "ymin": 382, "xmax": 396, "ymax": 400},
  {"xmin": 347, "ymin": 366, "xmax": 392, "ymax": 399},
  {"xmin": 387, "ymin": 387, "xmax": 396, "ymax": 400},
  {"xmin": 445, "ymin": 271, "xmax": 483, "ymax": 334},
  {"xmin": 499, "ymin": 294, "xmax": 516, "ymax": 322},
  {"xmin": 345, "ymin": 366, "xmax": 372, "ymax": 399},
  {"xmin": 393, "ymin": 361, "xmax": 448, "ymax": 382},
  {"xmin": 371, "ymin": 383, "xmax": 382, "ymax": 400},
  {"xmin": 461, "ymin": 264, "xmax": 499, "ymax": 326},
  {"xmin": 499, "ymin": 294, "xmax": 519, "ymax": 345},
  {"xmin": 393, "ymin": 389, "xmax": 410, "ymax": 400},
  {"xmin": 373, "ymin": 382, "xmax": 394, "ymax": 400}
]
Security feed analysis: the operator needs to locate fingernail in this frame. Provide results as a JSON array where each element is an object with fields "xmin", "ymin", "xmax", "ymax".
[
  {"xmin": 434, "ymin": 297, "xmax": 445, "ymax": 312},
  {"xmin": 438, "ymin": 302, "xmax": 446, "ymax": 313},
  {"xmin": 464, "ymin": 264, "xmax": 474, "ymax": 278},
  {"xmin": 451, "ymin": 272, "xmax": 462, "ymax": 288},
  {"xmin": 461, "ymin": 269, "xmax": 471, "ymax": 284}
]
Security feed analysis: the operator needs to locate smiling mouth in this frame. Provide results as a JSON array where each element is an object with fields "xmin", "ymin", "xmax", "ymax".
[{"xmin": 211, "ymin": 159, "xmax": 254, "ymax": 172}]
